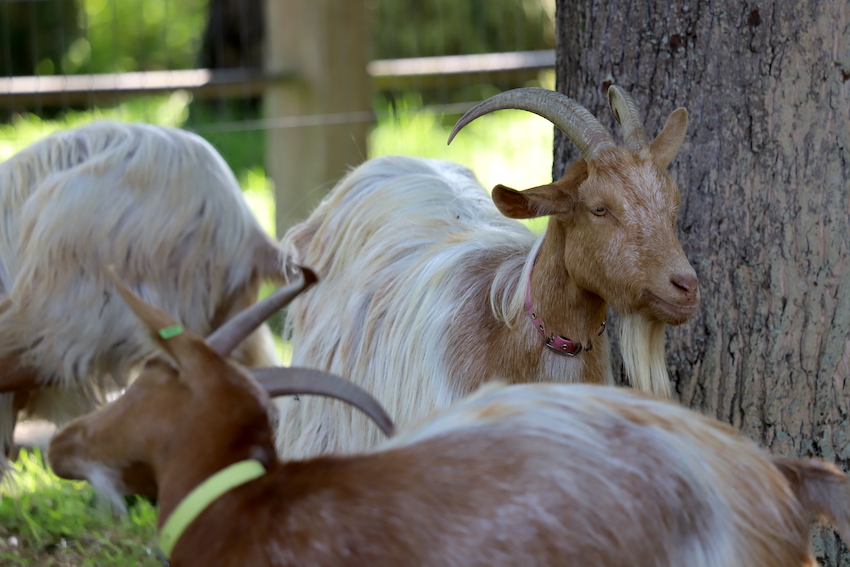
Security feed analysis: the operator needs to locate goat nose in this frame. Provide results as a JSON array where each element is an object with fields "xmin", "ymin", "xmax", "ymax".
[{"xmin": 671, "ymin": 272, "xmax": 698, "ymax": 297}]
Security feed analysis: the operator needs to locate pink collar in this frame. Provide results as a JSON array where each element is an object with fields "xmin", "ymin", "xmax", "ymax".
[{"xmin": 525, "ymin": 262, "xmax": 606, "ymax": 356}]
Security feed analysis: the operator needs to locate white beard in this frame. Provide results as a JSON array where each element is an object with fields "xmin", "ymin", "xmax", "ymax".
[{"xmin": 619, "ymin": 313, "xmax": 671, "ymax": 397}]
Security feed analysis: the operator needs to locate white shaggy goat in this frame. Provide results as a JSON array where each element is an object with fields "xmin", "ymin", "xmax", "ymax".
[
  {"xmin": 279, "ymin": 86, "xmax": 699, "ymax": 457},
  {"xmin": 49, "ymin": 270, "xmax": 849, "ymax": 567},
  {"xmin": 0, "ymin": 121, "xmax": 285, "ymax": 470}
]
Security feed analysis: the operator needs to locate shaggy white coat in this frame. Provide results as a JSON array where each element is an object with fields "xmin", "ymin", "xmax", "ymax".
[
  {"xmin": 0, "ymin": 121, "xmax": 280, "ymax": 469},
  {"xmin": 279, "ymin": 155, "xmax": 617, "ymax": 458}
]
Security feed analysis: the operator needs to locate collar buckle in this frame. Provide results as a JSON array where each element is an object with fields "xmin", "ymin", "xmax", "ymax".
[
  {"xmin": 545, "ymin": 334, "xmax": 582, "ymax": 356},
  {"xmin": 525, "ymin": 258, "xmax": 604, "ymax": 358}
]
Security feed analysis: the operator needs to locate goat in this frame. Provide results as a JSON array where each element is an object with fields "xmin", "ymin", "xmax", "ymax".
[
  {"xmin": 49, "ymin": 268, "xmax": 849, "ymax": 567},
  {"xmin": 0, "ymin": 121, "xmax": 287, "ymax": 471},
  {"xmin": 278, "ymin": 85, "xmax": 699, "ymax": 458}
]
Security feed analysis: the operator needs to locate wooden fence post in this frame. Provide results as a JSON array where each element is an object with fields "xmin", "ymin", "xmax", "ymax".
[{"xmin": 264, "ymin": 0, "xmax": 373, "ymax": 237}]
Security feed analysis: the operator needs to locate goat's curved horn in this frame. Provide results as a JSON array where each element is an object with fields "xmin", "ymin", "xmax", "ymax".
[
  {"xmin": 206, "ymin": 266, "xmax": 317, "ymax": 357},
  {"xmin": 607, "ymin": 86, "xmax": 649, "ymax": 152},
  {"xmin": 252, "ymin": 366, "xmax": 395, "ymax": 437},
  {"xmin": 448, "ymin": 87, "xmax": 615, "ymax": 161}
]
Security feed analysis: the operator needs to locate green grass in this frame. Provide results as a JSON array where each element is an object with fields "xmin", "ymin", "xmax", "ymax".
[
  {"xmin": 1, "ymin": 79, "xmax": 554, "ymax": 565},
  {"xmin": 0, "ymin": 92, "xmax": 192, "ymax": 162},
  {"xmin": 1, "ymin": 450, "xmax": 159, "ymax": 566}
]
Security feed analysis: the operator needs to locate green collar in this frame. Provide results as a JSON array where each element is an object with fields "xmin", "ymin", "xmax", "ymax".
[{"xmin": 157, "ymin": 459, "xmax": 266, "ymax": 561}]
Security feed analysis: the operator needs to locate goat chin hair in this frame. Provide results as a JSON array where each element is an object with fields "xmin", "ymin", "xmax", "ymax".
[{"xmin": 619, "ymin": 313, "xmax": 670, "ymax": 397}]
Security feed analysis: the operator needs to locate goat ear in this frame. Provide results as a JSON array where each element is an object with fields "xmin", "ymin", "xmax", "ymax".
[
  {"xmin": 649, "ymin": 108, "xmax": 688, "ymax": 169},
  {"xmin": 106, "ymin": 267, "xmax": 211, "ymax": 370},
  {"xmin": 772, "ymin": 456, "xmax": 850, "ymax": 545},
  {"xmin": 492, "ymin": 160, "xmax": 587, "ymax": 219},
  {"xmin": 492, "ymin": 184, "xmax": 551, "ymax": 219}
]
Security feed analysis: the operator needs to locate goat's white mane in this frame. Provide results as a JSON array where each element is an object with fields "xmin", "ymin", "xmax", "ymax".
[
  {"xmin": 85, "ymin": 462, "xmax": 129, "ymax": 515},
  {"xmin": 278, "ymin": 156, "xmax": 550, "ymax": 458}
]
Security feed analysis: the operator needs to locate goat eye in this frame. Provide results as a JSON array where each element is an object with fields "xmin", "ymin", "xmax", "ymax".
[{"xmin": 591, "ymin": 206, "xmax": 607, "ymax": 216}]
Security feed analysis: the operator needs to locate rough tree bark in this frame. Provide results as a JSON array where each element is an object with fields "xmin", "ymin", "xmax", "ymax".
[{"xmin": 555, "ymin": 0, "xmax": 849, "ymax": 563}]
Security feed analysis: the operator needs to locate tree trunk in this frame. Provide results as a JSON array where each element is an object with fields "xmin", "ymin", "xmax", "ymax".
[
  {"xmin": 0, "ymin": 0, "xmax": 79, "ymax": 77},
  {"xmin": 555, "ymin": 0, "xmax": 849, "ymax": 564},
  {"xmin": 199, "ymin": 0, "xmax": 263, "ymax": 70}
]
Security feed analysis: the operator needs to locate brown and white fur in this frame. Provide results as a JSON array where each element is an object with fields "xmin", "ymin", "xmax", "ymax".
[
  {"xmin": 48, "ymin": 277, "xmax": 848, "ymax": 567},
  {"xmin": 278, "ymin": 86, "xmax": 699, "ymax": 458},
  {"xmin": 0, "ymin": 120, "xmax": 285, "ymax": 471}
]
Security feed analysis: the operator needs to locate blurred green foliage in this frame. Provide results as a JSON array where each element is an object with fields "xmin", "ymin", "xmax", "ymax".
[
  {"xmin": 67, "ymin": 0, "xmax": 209, "ymax": 73},
  {"xmin": 373, "ymin": 0, "xmax": 555, "ymax": 58},
  {"xmin": 0, "ymin": 0, "xmax": 209, "ymax": 77},
  {"xmin": 0, "ymin": 0, "xmax": 80, "ymax": 76},
  {"xmin": 372, "ymin": 0, "xmax": 555, "ymax": 107},
  {"xmin": 1, "ymin": 0, "xmax": 553, "ymax": 76}
]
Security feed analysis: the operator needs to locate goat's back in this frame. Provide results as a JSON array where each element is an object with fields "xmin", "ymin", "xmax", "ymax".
[
  {"xmin": 204, "ymin": 384, "xmax": 843, "ymax": 567},
  {"xmin": 370, "ymin": 384, "xmax": 832, "ymax": 566},
  {"xmin": 284, "ymin": 155, "xmax": 524, "ymax": 273},
  {"xmin": 0, "ymin": 121, "xmax": 280, "ymax": 418}
]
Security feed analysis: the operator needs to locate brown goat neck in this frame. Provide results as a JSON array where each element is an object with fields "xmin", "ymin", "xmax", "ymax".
[
  {"xmin": 158, "ymin": 459, "xmax": 267, "ymax": 559},
  {"xmin": 153, "ymin": 391, "xmax": 278, "ymax": 530},
  {"xmin": 530, "ymin": 223, "xmax": 608, "ymax": 351}
]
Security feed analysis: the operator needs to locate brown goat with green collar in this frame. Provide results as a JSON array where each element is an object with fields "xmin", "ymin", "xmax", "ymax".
[{"xmin": 48, "ymin": 271, "xmax": 848, "ymax": 567}]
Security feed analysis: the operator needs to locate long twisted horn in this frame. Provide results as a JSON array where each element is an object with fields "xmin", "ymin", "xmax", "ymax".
[
  {"xmin": 252, "ymin": 367, "xmax": 395, "ymax": 437},
  {"xmin": 206, "ymin": 266, "xmax": 317, "ymax": 357},
  {"xmin": 448, "ymin": 87, "xmax": 615, "ymax": 161},
  {"xmin": 607, "ymin": 85, "xmax": 649, "ymax": 152}
]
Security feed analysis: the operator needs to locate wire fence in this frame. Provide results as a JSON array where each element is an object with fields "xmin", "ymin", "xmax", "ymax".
[
  {"xmin": 1, "ymin": 0, "xmax": 554, "ymax": 112},
  {"xmin": 0, "ymin": 0, "xmax": 556, "ymax": 223}
]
